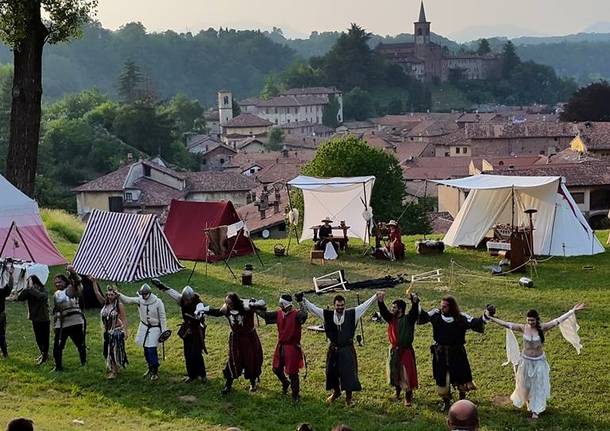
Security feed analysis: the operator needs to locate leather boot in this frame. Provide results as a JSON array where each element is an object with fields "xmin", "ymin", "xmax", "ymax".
[
  {"xmin": 289, "ymin": 374, "xmax": 300, "ymax": 403},
  {"xmin": 221, "ymin": 378, "xmax": 233, "ymax": 395},
  {"xmin": 404, "ymin": 390, "xmax": 413, "ymax": 407},
  {"xmin": 326, "ymin": 389, "xmax": 341, "ymax": 403}
]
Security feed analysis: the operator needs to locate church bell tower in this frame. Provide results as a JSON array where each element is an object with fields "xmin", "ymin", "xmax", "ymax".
[{"xmin": 414, "ymin": 1, "xmax": 431, "ymax": 45}]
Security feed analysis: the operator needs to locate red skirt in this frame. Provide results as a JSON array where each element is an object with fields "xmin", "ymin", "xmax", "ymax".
[{"xmin": 272, "ymin": 343, "xmax": 304, "ymax": 375}]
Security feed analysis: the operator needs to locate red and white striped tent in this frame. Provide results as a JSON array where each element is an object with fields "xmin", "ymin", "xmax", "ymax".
[
  {"xmin": 73, "ymin": 210, "xmax": 182, "ymax": 282},
  {"xmin": 0, "ymin": 174, "xmax": 66, "ymax": 266}
]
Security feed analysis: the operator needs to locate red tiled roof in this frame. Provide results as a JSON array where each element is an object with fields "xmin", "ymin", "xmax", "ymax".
[
  {"xmin": 185, "ymin": 171, "xmax": 257, "ymax": 192},
  {"xmin": 224, "ymin": 113, "xmax": 272, "ymax": 128},
  {"xmin": 282, "ymin": 87, "xmax": 340, "ymax": 96},
  {"xmin": 72, "ymin": 164, "xmax": 132, "ymax": 192},
  {"xmin": 402, "ymin": 157, "xmax": 477, "ymax": 180},
  {"xmin": 494, "ymin": 161, "xmax": 610, "ymax": 187},
  {"xmin": 237, "ymin": 187, "xmax": 288, "ymax": 233},
  {"xmin": 124, "ymin": 178, "xmax": 186, "ymax": 208},
  {"xmin": 575, "ymin": 122, "xmax": 610, "ymax": 150}
]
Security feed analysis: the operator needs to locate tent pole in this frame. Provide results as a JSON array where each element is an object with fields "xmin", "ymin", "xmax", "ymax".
[
  {"xmin": 0, "ymin": 221, "xmax": 35, "ymax": 262},
  {"xmin": 511, "ymin": 186, "xmax": 515, "ymax": 231},
  {"xmin": 286, "ymin": 184, "xmax": 300, "ymax": 245},
  {"xmin": 204, "ymin": 223, "xmax": 209, "ymax": 278}
]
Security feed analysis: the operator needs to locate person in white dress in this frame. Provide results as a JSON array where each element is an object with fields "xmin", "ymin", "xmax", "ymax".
[{"xmin": 485, "ymin": 303, "xmax": 585, "ymax": 419}]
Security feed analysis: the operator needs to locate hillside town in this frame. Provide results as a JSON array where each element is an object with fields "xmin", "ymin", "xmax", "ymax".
[{"xmin": 2, "ymin": 0, "xmax": 610, "ymax": 430}]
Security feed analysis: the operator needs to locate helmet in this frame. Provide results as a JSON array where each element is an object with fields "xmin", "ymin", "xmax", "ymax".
[
  {"xmin": 138, "ymin": 283, "xmax": 152, "ymax": 296},
  {"xmin": 181, "ymin": 285, "xmax": 195, "ymax": 300}
]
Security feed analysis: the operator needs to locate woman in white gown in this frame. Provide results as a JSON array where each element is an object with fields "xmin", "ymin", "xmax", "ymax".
[{"xmin": 485, "ymin": 303, "xmax": 585, "ymax": 419}]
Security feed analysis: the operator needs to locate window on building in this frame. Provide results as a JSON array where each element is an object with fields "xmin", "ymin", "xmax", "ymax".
[
  {"xmin": 202, "ymin": 158, "xmax": 207, "ymax": 165},
  {"xmin": 220, "ymin": 158, "xmax": 225, "ymax": 164},
  {"xmin": 143, "ymin": 165, "xmax": 151, "ymax": 177},
  {"xmin": 124, "ymin": 192, "xmax": 133, "ymax": 202},
  {"xmin": 108, "ymin": 196, "xmax": 123, "ymax": 213},
  {"xmin": 223, "ymin": 96, "xmax": 229, "ymax": 105},
  {"xmin": 572, "ymin": 192, "xmax": 585, "ymax": 204},
  {"xmin": 445, "ymin": 152, "xmax": 450, "ymax": 157},
  {"xmin": 463, "ymin": 147, "xmax": 468, "ymax": 153},
  {"xmin": 455, "ymin": 147, "xmax": 461, "ymax": 154}
]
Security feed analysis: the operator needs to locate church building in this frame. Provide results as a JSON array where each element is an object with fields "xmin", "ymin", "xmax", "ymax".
[{"xmin": 376, "ymin": 2, "xmax": 501, "ymax": 82}]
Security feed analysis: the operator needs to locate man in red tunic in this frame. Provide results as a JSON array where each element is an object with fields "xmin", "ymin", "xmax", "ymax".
[
  {"xmin": 208, "ymin": 292, "xmax": 265, "ymax": 394},
  {"xmin": 377, "ymin": 290, "xmax": 420, "ymax": 406},
  {"xmin": 257, "ymin": 294, "xmax": 307, "ymax": 402}
]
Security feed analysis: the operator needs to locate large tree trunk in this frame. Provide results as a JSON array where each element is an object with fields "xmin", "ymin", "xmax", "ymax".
[{"xmin": 5, "ymin": 2, "xmax": 47, "ymax": 197}]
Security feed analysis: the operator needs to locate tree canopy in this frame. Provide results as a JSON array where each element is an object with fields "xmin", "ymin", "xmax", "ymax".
[
  {"xmin": 302, "ymin": 135, "xmax": 409, "ymax": 227},
  {"xmin": 561, "ymin": 81, "xmax": 610, "ymax": 122}
]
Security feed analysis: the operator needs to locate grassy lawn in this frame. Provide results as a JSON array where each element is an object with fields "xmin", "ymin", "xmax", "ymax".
[{"xmin": 1, "ymin": 220, "xmax": 610, "ymax": 430}]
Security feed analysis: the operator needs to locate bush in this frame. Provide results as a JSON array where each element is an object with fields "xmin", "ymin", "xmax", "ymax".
[{"xmin": 40, "ymin": 209, "xmax": 84, "ymax": 244}]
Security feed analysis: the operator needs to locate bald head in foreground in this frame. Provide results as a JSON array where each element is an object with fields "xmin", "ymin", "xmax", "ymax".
[{"xmin": 447, "ymin": 400, "xmax": 479, "ymax": 431}]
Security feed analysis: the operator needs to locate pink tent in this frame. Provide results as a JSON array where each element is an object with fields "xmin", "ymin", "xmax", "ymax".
[{"xmin": 0, "ymin": 175, "xmax": 66, "ymax": 266}]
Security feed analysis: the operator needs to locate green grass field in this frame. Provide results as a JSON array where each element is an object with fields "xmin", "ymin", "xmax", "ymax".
[{"xmin": 1, "ymin": 217, "xmax": 610, "ymax": 430}]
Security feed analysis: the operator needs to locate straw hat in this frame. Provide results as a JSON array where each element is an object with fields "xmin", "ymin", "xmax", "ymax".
[
  {"xmin": 387, "ymin": 220, "xmax": 398, "ymax": 227},
  {"xmin": 321, "ymin": 217, "xmax": 333, "ymax": 223}
]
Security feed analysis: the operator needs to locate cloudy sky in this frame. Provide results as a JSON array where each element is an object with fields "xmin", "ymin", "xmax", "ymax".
[{"xmin": 96, "ymin": 0, "xmax": 610, "ymax": 41}]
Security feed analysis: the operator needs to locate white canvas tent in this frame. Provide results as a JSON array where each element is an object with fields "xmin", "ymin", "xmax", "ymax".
[
  {"xmin": 287, "ymin": 175, "xmax": 375, "ymax": 243},
  {"xmin": 433, "ymin": 175, "xmax": 604, "ymax": 256},
  {"xmin": 73, "ymin": 210, "xmax": 183, "ymax": 282}
]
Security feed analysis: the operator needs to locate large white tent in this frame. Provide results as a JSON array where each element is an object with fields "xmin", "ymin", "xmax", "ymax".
[
  {"xmin": 433, "ymin": 174, "xmax": 604, "ymax": 256},
  {"xmin": 287, "ymin": 175, "xmax": 375, "ymax": 243}
]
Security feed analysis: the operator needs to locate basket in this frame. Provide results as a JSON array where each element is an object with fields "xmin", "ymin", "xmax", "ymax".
[{"xmin": 274, "ymin": 243, "xmax": 286, "ymax": 257}]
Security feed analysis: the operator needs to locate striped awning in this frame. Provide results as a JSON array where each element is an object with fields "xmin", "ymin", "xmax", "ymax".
[{"xmin": 73, "ymin": 210, "xmax": 182, "ymax": 282}]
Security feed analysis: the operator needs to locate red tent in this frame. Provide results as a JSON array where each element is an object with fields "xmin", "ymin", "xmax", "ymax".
[{"xmin": 163, "ymin": 200, "xmax": 254, "ymax": 262}]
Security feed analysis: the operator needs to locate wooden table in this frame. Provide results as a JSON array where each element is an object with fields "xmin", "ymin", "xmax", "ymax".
[{"xmin": 311, "ymin": 225, "xmax": 350, "ymax": 251}]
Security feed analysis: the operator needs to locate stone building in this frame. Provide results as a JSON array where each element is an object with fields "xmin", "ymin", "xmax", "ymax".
[{"xmin": 376, "ymin": 2, "xmax": 501, "ymax": 82}]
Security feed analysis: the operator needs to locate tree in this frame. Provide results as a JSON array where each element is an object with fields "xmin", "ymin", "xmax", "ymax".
[
  {"xmin": 162, "ymin": 93, "xmax": 204, "ymax": 136},
  {"xmin": 282, "ymin": 61, "xmax": 324, "ymax": 88},
  {"xmin": 344, "ymin": 87, "xmax": 373, "ymax": 121},
  {"xmin": 267, "ymin": 127, "xmax": 285, "ymax": 150},
  {"xmin": 321, "ymin": 23, "xmax": 383, "ymax": 90},
  {"xmin": 322, "ymin": 96, "xmax": 340, "ymax": 128},
  {"xmin": 301, "ymin": 135, "xmax": 407, "ymax": 225},
  {"xmin": 232, "ymin": 98, "xmax": 241, "ymax": 118},
  {"xmin": 477, "ymin": 39, "xmax": 491, "ymax": 55},
  {"xmin": 387, "ymin": 98, "xmax": 403, "ymax": 115},
  {"xmin": 502, "ymin": 41, "xmax": 521, "ymax": 79},
  {"xmin": 0, "ymin": 65, "xmax": 12, "ymax": 173},
  {"xmin": 260, "ymin": 75, "xmax": 281, "ymax": 100},
  {"xmin": 561, "ymin": 81, "xmax": 610, "ymax": 122},
  {"xmin": 118, "ymin": 60, "xmax": 144, "ymax": 104},
  {"xmin": 113, "ymin": 102, "xmax": 174, "ymax": 158},
  {"xmin": 0, "ymin": 0, "xmax": 97, "ymax": 195}
]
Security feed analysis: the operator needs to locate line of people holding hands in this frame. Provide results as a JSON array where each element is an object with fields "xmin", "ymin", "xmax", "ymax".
[{"xmin": 0, "ymin": 264, "xmax": 585, "ymax": 419}]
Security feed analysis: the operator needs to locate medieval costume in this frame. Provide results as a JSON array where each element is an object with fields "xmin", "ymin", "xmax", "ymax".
[
  {"xmin": 52, "ymin": 270, "xmax": 87, "ymax": 371},
  {"xmin": 486, "ymin": 304, "xmax": 584, "ymax": 419},
  {"xmin": 0, "ymin": 269, "xmax": 12, "ymax": 357},
  {"xmin": 257, "ymin": 294, "xmax": 307, "ymax": 402},
  {"xmin": 92, "ymin": 280, "xmax": 128, "ymax": 378},
  {"xmin": 153, "ymin": 280, "xmax": 209, "ymax": 383},
  {"xmin": 316, "ymin": 218, "xmax": 338, "ymax": 253},
  {"xmin": 384, "ymin": 221, "xmax": 405, "ymax": 261},
  {"xmin": 418, "ymin": 301, "xmax": 487, "ymax": 410},
  {"xmin": 208, "ymin": 294, "xmax": 265, "ymax": 393},
  {"xmin": 119, "ymin": 284, "xmax": 167, "ymax": 381},
  {"xmin": 302, "ymin": 294, "xmax": 377, "ymax": 405},
  {"xmin": 377, "ymin": 294, "xmax": 420, "ymax": 406},
  {"xmin": 18, "ymin": 275, "xmax": 50, "ymax": 364}
]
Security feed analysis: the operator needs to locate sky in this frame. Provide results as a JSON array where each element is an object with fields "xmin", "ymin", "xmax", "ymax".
[{"xmin": 95, "ymin": 0, "xmax": 610, "ymax": 41}]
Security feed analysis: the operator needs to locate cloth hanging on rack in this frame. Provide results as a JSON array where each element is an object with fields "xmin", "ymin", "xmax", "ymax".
[{"xmin": 207, "ymin": 226, "xmax": 228, "ymax": 257}]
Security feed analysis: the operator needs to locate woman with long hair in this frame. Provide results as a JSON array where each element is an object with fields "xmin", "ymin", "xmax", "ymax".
[
  {"xmin": 91, "ymin": 277, "xmax": 128, "ymax": 379},
  {"xmin": 17, "ymin": 274, "xmax": 50, "ymax": 364},
  {"xmin": 485, "ymin": 303, "xmax": 585, "ymax": 419}
]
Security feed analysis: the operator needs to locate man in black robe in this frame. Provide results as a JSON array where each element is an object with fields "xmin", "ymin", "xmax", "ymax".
[
  {"xmin": 315, "ymin": 217, "xmax": 338, "ymax": 252},
  {"xmin": 152, "ymin": 279, "xmax": 208, "ymax": 383},
  {"xmin": 299, "ymin": 292, "xmax": 376, "ymax": 405},
  {"xmin": 418, "ymin": 295, "xmax": 488, "ymax": 411}
]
